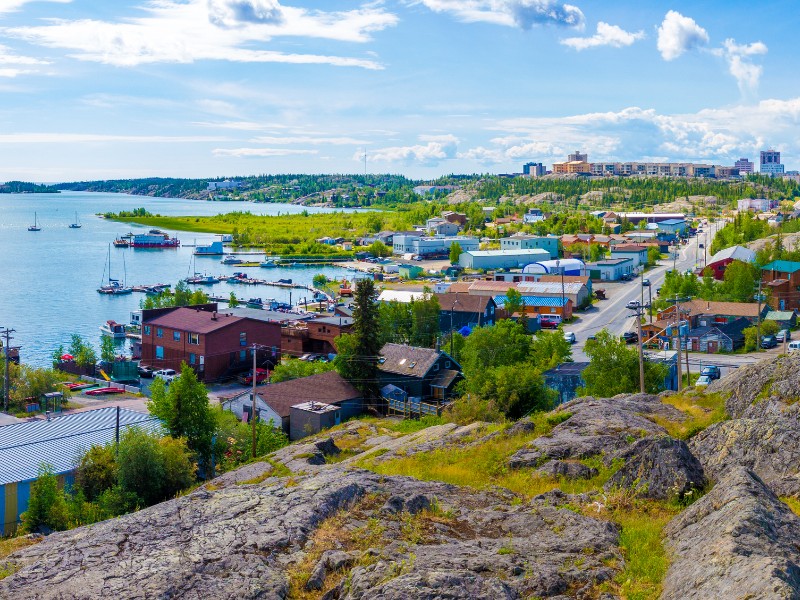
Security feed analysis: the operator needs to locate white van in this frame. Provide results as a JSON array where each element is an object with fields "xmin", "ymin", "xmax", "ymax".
[{"xmin": 788, "ymin": 341, "xmax": 800, "ymax": 354}]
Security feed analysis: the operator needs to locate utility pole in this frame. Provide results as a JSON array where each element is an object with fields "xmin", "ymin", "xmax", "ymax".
[
  {"xmin": 756, "ymin": 279, "xmax": 763, "ymax": 352},
  {"xmin": 637, "ymin": 306, "xmax": 645, "ymax": 394},
  {"xmin": 672, "ymin": 296, "xmax": 683, "ymax": 391},
  {"xmin": 251, "ymin": 344, "xmax": 258, "ymax": 459},
  {"xmin": 1, "ymin": 328, "xmax": 14, "ymax": 412}
]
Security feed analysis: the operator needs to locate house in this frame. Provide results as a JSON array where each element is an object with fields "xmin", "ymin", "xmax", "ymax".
[
  {"xmin": 0, "ymin": 407, "xmax": 159, "ymax": 535},
  {"xmin": 435, "ymin": 293, "xmax": 496, "ymax": 333},
  {"xmin": 737, "ymin": 198, "xmax": 778, "ymax": 212},
  {"xmin": 441, "ymin": 211, "xmax": 467, "ymax": 227},
  {"xmin": 684, "ymin": 317, "xmax": 750, "ymax": 353},
  {"xmin": 378, "ymin": 344, "xmax": 462, "ymax": 414},
  {"xmin": 543, "ymin": 362, "xmax": 589, "ymax": 404},
  {"xmin": 500, "ymin": 235, "xmax": 559, "ymax": 259},
  {"xmin": 658, "ymin": 300, "xmax": 768, "ymax": 328},
  {"xmin": 281, "ymin": 316, "xmax": 353, "ymax": 357},
  {"xmin": 523, "ymin": 208, "xmax": 545, "ymax": 223},
  {"xmin": 610, "ymin": 244, "xmax": 650, "ymax": 268},
  {"xmin": 762, "ymin": 260, "xmax": 800, "ymax": 310},
  {"xmin": 494, "ymin": 295, "xmax": 573, "ymax": 320},
  {"xmin": 536, "ymin": 274, "xmax": 592, "ymax": 296},
  {"xmin": 430, "ymin": 222, "xmax": 460, "ymax": 236},
  {"xmin": 585, "ymin": 258, "xmax": 634, "ymax": 281},
  {"xmin": 220, "ymin": 371, "xmax": 363, "ymax": 440},
  {"xmin": 458, "ymin": 249, "xmax": 550, "ymax": 270},
  {"xmin": 705, "ymin": 247, "xmax": 756, "ymax": 280},
  {"xmin": 140, "ymin": 306, "xmax": 282, "ymax": 382}
]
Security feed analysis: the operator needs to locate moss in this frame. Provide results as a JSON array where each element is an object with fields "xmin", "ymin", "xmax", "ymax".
[
  {"xmin": 782, "ymin": 497, "xmax": 800, "ymax": 516},
  {"xmin": 237, "ymin": 458, "xmax": 291, "ymax": 485}
]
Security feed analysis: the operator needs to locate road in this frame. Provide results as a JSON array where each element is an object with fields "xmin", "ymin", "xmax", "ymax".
[{"xmin": 569, "ymin": 219, "xmax": 723, "ymax": 362}]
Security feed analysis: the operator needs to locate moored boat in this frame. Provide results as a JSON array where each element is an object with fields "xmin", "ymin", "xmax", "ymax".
[
  {"xmin": 27, "ymin": 212, "xmax": 41, "ymax": 231},
  {"xmin": 222, "ymin": 254, "xmax": 243, "ymax": 265},
  {"xmin": 100, "ymin": 320, "xmax": 127, "ymax": 339},
  {"xmin": 68, "ymin": 212, "xmax": 81, "ymax": 229},
  {"xmin": 113, "ymin": 238, "xmax": 130, "ymax": 248},
  {"xmin": 131, "ymin": 230, "xmax": 180, "ymax": 248}
]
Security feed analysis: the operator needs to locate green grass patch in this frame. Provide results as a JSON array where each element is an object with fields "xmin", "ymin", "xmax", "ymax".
[
  {"xmin": 782, "ymin": 496, "xmax": 800, "ymax": 516},
  {"xmin": 652, "ymin": 392, "xmax": 727, "ymax": 439},
  {"xmin": 383, "ymin": 415, "xmax": 448, "ymax": 434}
]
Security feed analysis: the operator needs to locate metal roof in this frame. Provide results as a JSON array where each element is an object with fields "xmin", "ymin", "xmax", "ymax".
[
  {"xmin": 761, "ymin": 260, "xmax": 800, "ymax": 274},
  {"xmin": 494, "ymin": 295, "xmax": 570, "ymax": 307},
  {"xmin": 708, "ymin": 245, "xmax": 755, "ymax": 264},
  {"xmin": 0, "ymin": 407, "xmax": 161, "ymax": 486}
]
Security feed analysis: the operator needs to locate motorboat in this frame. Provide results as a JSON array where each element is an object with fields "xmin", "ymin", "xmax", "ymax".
[
  {"xmin": 222, "ymin": 255, "xmax": 243, "ymax": 265},
  {"xmin": 100, "ymin": 320, "xmax": 127, "ymax": 339}
]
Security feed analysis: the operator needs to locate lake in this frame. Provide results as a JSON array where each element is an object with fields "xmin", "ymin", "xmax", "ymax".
[{"xmin": 0, "ymin": 191, "xmax": 363, "ymax": 367}]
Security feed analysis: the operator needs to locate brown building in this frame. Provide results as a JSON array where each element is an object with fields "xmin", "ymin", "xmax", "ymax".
[
  {"xmin": 441, "ymin": 211, "xmax": 467, "ymax": 227},
  {"xmin": 280, "ymin": 316, "xmax": 353, "ymax": 357},
  {"xmin": 141, "ymin": 306, "xmax": 282, "ymax": 382}
]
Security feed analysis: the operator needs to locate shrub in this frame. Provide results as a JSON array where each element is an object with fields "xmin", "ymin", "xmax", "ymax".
[
  {"xmin": 21, "ymin": 465, "xmax": 69, "ymax": 533},
  {"xmin": 75, "ymin": 444, "xmax": 117, "ymax": 501}
]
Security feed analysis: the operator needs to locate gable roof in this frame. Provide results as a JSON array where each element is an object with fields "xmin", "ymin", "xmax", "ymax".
[
  {"xmin": 229, "ymin": 371, "xmax": 361, "ymax": 419},
  {"xmin": 686, "ymin": 299, "xmax": 764, "ymax": 318},
  {"xmin": 611, "ymin": 244, "xmax": 650, "ymax": 253},
  {"xmin": 146, "ymin": 308, "xmax": 245, "ymax": 334},
  {"xmin": 435, "ymin": 293, "xmax": 493, "ymax": 313},
  {"xmin": 762, "ymin": 260, "xmax": 800, "ymax": 274},
  {"xmin": 708, "ymin": 245, "xmax": 755, "ymax": 264},
  {"xmin": 379, "ymin": 343, "xmax": 457, "ymax": 377}
]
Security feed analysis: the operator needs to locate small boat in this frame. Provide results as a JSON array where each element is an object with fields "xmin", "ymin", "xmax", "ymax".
[
  {"xmin": 259, "ymin": 259, "xmax": 278, "ymax": 268},
  {"xmin": 98, "ymin": 244, "xmax": 133, "ymax": 294},
  {"xmin": 222, "ymin": 254, "xmax": 243, "ymax": 265},
  {"xmin": 277, "ymin": 278, "xmax": 293, "ymax": 285},
  {"xmin": 84, "ymin": 387, "xmax": 126, "ymax": 396},
  {"xmin": 100, "ymin": 320, "xmax": 127, "ymax": 339},
  {"xmin": 68, "ymin": 212, "xmax": 81, "ymax": 229},
  {"xmin": 113, "ymin": 238, "xmax": 130, "ymax": 248},
  {"xmin": 185, "ymin": 273, "xmax": 220, "ymax": 285},
  {"xmin": 246, "ymin": 298, "xmax": 264, "ymax": 308},
  {"xmin": 27, "ymin": 212, "xmax": 41, "ymax": 231}
]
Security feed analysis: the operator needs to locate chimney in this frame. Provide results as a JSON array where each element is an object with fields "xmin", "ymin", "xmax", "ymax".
[{"xmin": 211, "ymin": 311, "xmax": 217, "ymax": 320}]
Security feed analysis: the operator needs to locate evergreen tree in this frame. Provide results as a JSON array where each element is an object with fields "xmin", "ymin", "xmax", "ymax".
[{"xmin": 335, "ymin": 279, "xmax": 382, "ymax": 401}]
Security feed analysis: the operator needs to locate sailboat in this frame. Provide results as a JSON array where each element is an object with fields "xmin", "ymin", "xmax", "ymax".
[
  {"xmin": 184, "ymin": 254, "xmax": 219, "ymax": 284},
  {"xmin": 27, "ymin": 212, "xmax": 41, "ymax": 231},
  {"xmin": 97, "ymin": 244, "xmax": 133, "ymax": 295},
  {"xmin": 68, "ymin": 212, "xmax": 81, "ymax": 229}
]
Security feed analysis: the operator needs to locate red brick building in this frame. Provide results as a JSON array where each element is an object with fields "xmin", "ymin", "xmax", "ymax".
[
  {"xmin": 280, "ymin": 316, "xmax": 353, "ymax": 357},
  {"xmin": 141, "ymin": 306, "xmax": 281, "ymax": 382}
]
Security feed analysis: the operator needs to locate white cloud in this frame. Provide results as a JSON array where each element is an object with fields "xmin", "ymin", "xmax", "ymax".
[
  {"xmin": 366, "ymin": 134, "xmax": 459, "ymax": 165},
  {"xmin": 251, "ymin": 135, "xmax": 370, "ymax": 145},
  {"xmin": 413, "ymin": 0, "xmax": 584, "ymax": 30},
  {"xmin": 561, "ymin": 21, "xmax": 644, "ymax": 51},
  {"xmin": 0, "ymin": 0, "xmax": 69, "ymax": 14},
  {"xmin": 716, "ymin": 38, "xmax": 768, "ymax": 96},
  {"xmin": 5, "ymin": 0, "xmax": 397, "ymax": 68},
  {"xmin": 656, "ymin": 10, "xmax": 708, "ymax": 61},
  {"xmin": 0, "ymin": 133, "xmax": 229, "ymax": 142},
  {"xmin": 212, "ymin": 147, "xmax": 317, "ymax": 157}
]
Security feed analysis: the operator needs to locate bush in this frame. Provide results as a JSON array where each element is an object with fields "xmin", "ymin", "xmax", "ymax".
[
  {"xmin": 75, "ymin": 445, "xmax": 117, "ymax": 501},
  {"xmin": 444, "ymin": 395, "xmax": 505, "ymax": 425},
  {"xmin": 21, "ymin": 465, "xmax": 69, "ymax": 533},
  {"xmin": 212, "ymin": 406, "xmax": 288, "ymax": 472}
]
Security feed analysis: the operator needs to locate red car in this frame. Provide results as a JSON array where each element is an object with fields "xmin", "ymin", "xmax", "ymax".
[
  {"xmin": 540, "ymin": 319, "xmax": 560, "ymax": 329},
  {"xmin": 239, "ymin": 368, "xmax": 269, "ymax": 385}
]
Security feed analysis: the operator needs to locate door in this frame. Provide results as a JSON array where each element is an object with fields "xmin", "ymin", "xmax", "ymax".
[{"xmin": 707, "ymin": 341, "xmax": 718, "ymax": 354}]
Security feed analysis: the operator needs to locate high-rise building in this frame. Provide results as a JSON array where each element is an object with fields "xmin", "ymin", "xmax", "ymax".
[
  {"xmin": 567, "ymin": 150, "xmax": 588, "ymax": 162},
  {"xmin": 523, "ymin": 162, "xmax": 546, "ymax": 176},
  {"xmin": 735, "ymin": 158, "xmax": 754, "ymax": 174},
  {"xmin": 760, "ymin": 150, "xmax": 785, "ymax": 175}
]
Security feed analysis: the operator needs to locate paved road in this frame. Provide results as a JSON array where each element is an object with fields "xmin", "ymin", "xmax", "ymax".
[{"xmin": 568, "ymin": 219, "xmax": 723, "ymax": 362}]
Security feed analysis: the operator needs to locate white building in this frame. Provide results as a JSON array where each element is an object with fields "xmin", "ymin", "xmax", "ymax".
[
  {"xmin": 458, "ymin": 248, "xmax": 550, "ymax": 270},
  {"xmin": 207, "ymin": 180, "xmax": 242, "ymax": 191},
  {"xmin": 393, "ymin": 235, "xmax": 479, "ymax": 257},
  {"xmin": 737, "ymin": 198, "xmax": 777, "ymax": 212}
]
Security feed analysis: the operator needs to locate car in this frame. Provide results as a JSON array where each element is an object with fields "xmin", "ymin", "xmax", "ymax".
[
  {"xmin": 698, "ymin": 243, "xmax": 704, "ymax": 249},
  {"xmin": 239, "ymin": 368, "xmax": 269, "ymax": 385},
  {"xmin": 299, "ymin": 353, "xmax": 316, "ymax": 361},
  {"xmin": 540, "ymin": 318, "xmax": 560, "ymax": 329},
  {"xmin": 776, "ymin": 329, "xmax": 792, "ymax": 342},
  {"xmin": 622, "ymin": 331, "xmax": 638, "ymax": 344},
  {"xmin": 620, "ymin": 273, "xmax": 633, "ymax": 281},
  {"xmin": 695, "ymin": 375, "xmax": 712, "ymax": 387},
  {"xmin": 700, "ymin": 365, "xmax": 721, "ymax": 380},
  {"xmin": 625, "ymin": 300, "xmax": 641, "ymax": 310},
  {"xmin": 137, "ymin": 364, "xmax": 154, "ymax": 378},
  {"xmin": 642, "ymin": 278, "xmax": 651, "ymax": 287},
  {"xmin": 564, "ymin": 331, "xmax": 576, "ymax": 344},
  {"xmin": 153, "ymin": 368, "xmax": 177, "ymax": 383},
  {"xmin": 586, "ymin": 334, "xmax": 597, "ymax": 342},
  {"xmin": 760, "ymin": 335, "xmax": 778, "ymax": 349},
  {"xmin": 656, "ymin": 287, "xmax": 662, "ymax": 296}
]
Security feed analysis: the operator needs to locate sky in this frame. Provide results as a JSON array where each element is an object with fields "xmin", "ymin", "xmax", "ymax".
[{"xmin": 0, "ymin": 0, "xmax": 797, "ymax": 181}]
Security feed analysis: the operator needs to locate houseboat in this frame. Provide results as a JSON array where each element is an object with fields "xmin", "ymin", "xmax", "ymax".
[
  {"xmin": 131, "ymin": 230, "xmax": 180, "ymax": 248},
  {"xmin": 221, "ymin": 255, "xmax": 243, "ymax": 265},
  {"xmin": 113, "ymin": 238, "xmax": 130, "ymax": 248},
  {"xmin": 194, "ymin": 240, "xmax": 224, "ymax": 256},
  {"xmin": 100, "ymin": 320, "xmax": 127, "ymax": 339}
]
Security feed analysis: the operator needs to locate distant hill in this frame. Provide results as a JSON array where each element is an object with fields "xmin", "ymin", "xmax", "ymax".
[{"xmin": 0, "ymin": 180, "xmax": 60, "ymax": 194}]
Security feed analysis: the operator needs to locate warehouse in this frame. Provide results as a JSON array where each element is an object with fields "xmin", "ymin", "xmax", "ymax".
[{"xmin": 458, "ymin": 248, "xmax": 550, "ymax": 270}]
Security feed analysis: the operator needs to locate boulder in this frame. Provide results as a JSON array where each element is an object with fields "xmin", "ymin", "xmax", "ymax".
[
  {"xmin": 662, "ymin": 468, "xmax": 800, "ymax": 599},
  {"xmin": 508, "ymin": 395, "xmax": 683, "ymax": 468},
  {"xmin": 604, "ymin": 436, "xmax": 706, "ymax": 500},
  {"xmin": 536, "ymin": 460, "xmax": 598, "ymax": 480},
  {"xmin": 689, "ymin": 414, "xmax": 800, "ymax": 492}
]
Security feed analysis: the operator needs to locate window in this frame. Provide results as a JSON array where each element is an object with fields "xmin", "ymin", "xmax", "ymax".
[
  {"xmin": 144, "ymin": 325, "xmax": 151, "ymax": 336},
  {"xmin": 240, "ymin": 332, "xmax": 247, "ymax": 347},
  {"xmin": 188, "ymin": 333, "xmax": 199, "ymax": 345},
  {"xmin": 155, "ymin": 346, "xmax": 164, "ymax": 359},
  {"xmin": 433, "ymin": 363, "xmax": 439, "ymax": 371},
  {"xmin": 239, "ymin": 350, "xmax": 246, "ymax": 362},
  {"xmin": 445, "ymin": 361, "xmax": 451, "ymax": 368},
  {"xmin": 173, "ymin": 331, "xmax": 181, "ymax": 342},
  {"xmin": 189, "ymin": 353, "xmax": 196, "ymax": 365},
  {"xmin": 156, "ymin": 328, "xmax": 163, "ymax": 338}
]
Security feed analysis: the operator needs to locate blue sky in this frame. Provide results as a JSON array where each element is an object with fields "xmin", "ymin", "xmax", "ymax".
[{"xmin": 0, "ymin": 0, "xmax": 797, "ymax": 181}]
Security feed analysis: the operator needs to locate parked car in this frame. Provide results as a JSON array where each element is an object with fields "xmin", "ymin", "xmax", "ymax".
[
  {"xmin": 564, "ymin": 331, "xmax": 576, "ymax": 344},
  {"xmin": 586, "ymin": 335, "xmax": 597, "ymax": 342},
  {"xmin": 656, "ymin": 287, "xmax": 662, "ymax": 296},
  {"xmin": 698, "ymin": 243, "xmax": 704, "ymax": 249},
  {"xmin": 776, "ymin": 329, "xmax": 792, "ymax": 342},
  {"xmin": 625, "ymin": 300, "xmax": 641, "ymax": 310},
  {"xmin": 700, "ymin": 365, "xmax": 721, "ymax": 380},
  {"xmin": 153, "ymin": 368, "xmax": 177, "ymax": 383},
  {"xmin": 788, "ymin": 340, "xmax": 800, "ymax": 354},
  {"xmin": 620, "ymin": 273, "xmax": 633, "ymax": 281},
  {"xmin": 238, "ymin": 368, "xmax": 269, "ymax": 385},
  {"xmin": 642, "ymin": 278, "xmax": 651, "ymax": 287},
  {"xmin": 540, "ymin": 319, "xmax": 560, "ymax": 330},
  {"xmin": 760, "ymin": 335, "xmax": 778, "ymax": 349},
  {"xmin": 622, "ymin": 331, "xmax": 638, "ymax": 344},
  {"xmin": 695, "ymin": 375, "xmax": 712, "ymax": 387},
  {"xmin": 137, "ymin": 364, "xmax": 154, "ymax": 378}
]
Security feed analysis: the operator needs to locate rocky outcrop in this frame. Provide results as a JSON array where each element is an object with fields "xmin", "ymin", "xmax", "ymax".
[
  {"xmin": 0, "ymin": 469, "xmax": 621, "ymax": 600},
  {"xmin": 537, "ymin": 460, "xmax": 598, "ymax": 480},
  {"xmin": 604, "ymin": 436, "xmax": 706, "ymax": 500},
  {"xmin": 662, "ymin": 468, "xmax": 800, "ymax": 599},
  {"xmin": 689, "ymin": 414, "xmax": 800, "ymax": 494},
  {"xmin": 707, "ymin": 353, "xmax": 800, "ymax": 418},
  {"xmin": 508, "ymin": 394, "xmax": 685, "ymax": 469}
]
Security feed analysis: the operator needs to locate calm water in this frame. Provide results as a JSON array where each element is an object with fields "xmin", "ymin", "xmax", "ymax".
[{"xmin": 0, "ymin": 192, "xmax": 362, "ymax": 367}]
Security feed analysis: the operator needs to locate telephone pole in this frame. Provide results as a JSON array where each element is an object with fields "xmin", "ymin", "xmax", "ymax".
[
  {"xmin": 251, "ymin": 344, "xmax": 258, "ymax": 459},
  {"xmin": 1, "ymin": 328, "xmax": 14, "ymax": 412},
  {"xmin": 756, "ymin": 279, "xmax": 763, "ymax": 352}
]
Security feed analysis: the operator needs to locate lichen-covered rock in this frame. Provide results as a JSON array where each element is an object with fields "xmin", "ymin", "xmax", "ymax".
[
  {"xmin": 688, "ymin": 414, "xmax": 800, "ymax": 491},
  {"xmin": 662, "ymin": 467, "xmax": 800, "ymax": 599},
  {"xmin": 0, "ymin": 469, "xmax": 621, "ymax": 600},
  {"xmin": 604, "ymin": 436, "xmax": 705, "ymax": 500},
  {"xmin": 536, "ymin": 460, "xmax": 598, "ymax": 480},
  {"xmin": 508, "ymin": 394, "xmax": 684, "ymax": 468}
]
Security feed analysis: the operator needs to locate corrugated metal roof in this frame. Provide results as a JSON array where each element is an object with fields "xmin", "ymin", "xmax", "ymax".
[
  {"xmin": 494, "ymin": 295, "xmax": 569, "ymax": 307},
  {"xmin": 761, "ymin": 260, "xmax": 800, "ymax": 274},
  {"xmin": 0, "ymin": 407, "xmax": 161, "ymax": 486},
  {"xmin": 517, "ymin": 282, "xmax": 585, "ymax": 294}
]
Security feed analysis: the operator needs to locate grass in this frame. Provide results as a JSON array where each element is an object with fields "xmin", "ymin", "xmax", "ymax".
[
  {"xmin": 238, "ymin": 458, "xmax": 291, "ymax": 485},
  {"xmin": 0, "ymin": 535, "xmax": 41, "ymax": 580},
  {"xmin": 652, "ymin": 392, "xmax": 727, "ymax": 439},
  {"xmin": 782, "ymin": 497, "xmax": 800, "ymax": 516}
]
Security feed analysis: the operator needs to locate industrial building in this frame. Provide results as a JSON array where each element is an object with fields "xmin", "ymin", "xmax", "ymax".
[{"xmin": 458, "ymin": 248, "xmax": 550, "ymax": 270}]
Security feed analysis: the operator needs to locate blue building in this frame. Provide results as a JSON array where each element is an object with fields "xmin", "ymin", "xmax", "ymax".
[
  {"xmin": 656, "ymin": 219, "xmax": 687, "ymax": 235},
  {"xmin": 0, "ymin": 407, "xmax": 160, "ymax": 535},
  {"xmin": 500, "ymin": 235, "xmax": 559, "ymax": 259}
]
